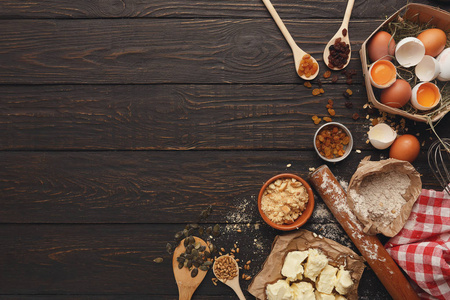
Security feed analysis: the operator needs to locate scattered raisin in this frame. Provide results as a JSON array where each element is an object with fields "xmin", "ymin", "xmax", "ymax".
[
  {"xmin": 323, "ymin": 71, "xmax": 331, "ymax": 78},
  {"xmin": 312, "ymin": 88, "xmax": 321, "ymax": 96},
  {"xmin": 346, "ymin": 89, "xmax": 353, "ymax": 96},
  {"xmin": 346, "ymin": 79, "xmax": 353, "ymax": 85},
  {"xmin": 352, "ymin": 113, "xmax": 360, "ymax": 120},
  {"xmin": 328, "ymin": 109, "xmax": 336, "ymax": 116},
  {"xmin": 331, "ymin": 75, "xmax": 338, "ymax": 83},
  {"xmin": 317, "ymin": 79, "xmax": 323, "ymax": 88},
  {"xmin": 372, "ymin": 118, "xmax": 379, "ymax": 126},
  {"xmin": 304, "ymin": 81, "xmax": 312, "ymax": 88},
  {"xmin": 312, "ymin": 115, "xmax": 322, "ymax": 125},
  {"xmin": 343, "ymin": 91, "xmax": 350, "ymax": 99},
  {"xmin": 319, "ymin": 88, "xmax": 324, "ymax": 94},
  {"xmin": 323, "ymin": 117, "xmax": 332, "ymax": 122},
  {"xmin": 366, "ymin": 107, "xmax": 376, "ymax": 114},
  {"xmin": 345, "ymin": 101, "xmax": 353, "ymax": 108}
]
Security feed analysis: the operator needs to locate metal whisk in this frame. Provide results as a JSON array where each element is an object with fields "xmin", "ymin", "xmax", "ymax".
[{"xmin": 428, "ymin": 138, "xmax": 450, "ymax": 195}]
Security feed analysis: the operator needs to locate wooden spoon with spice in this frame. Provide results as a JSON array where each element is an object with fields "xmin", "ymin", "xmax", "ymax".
[
  {"xmin": 261, "ymin": 0, "xmax": 319, "ymax": 80},
  {"xmin": 323, "ymin": 0, "xmax": 355, "ymax": 70},
  {"xmin": 213, "ymin": 255, "xmax": 246, "ymax": 300},
  {"xmin": 173, "ymin": 237, "xmax": 210, "ymax": 300}
]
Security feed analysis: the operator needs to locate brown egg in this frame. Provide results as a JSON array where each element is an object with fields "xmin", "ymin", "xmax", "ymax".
[
  {"xmin": 417, "ymin": 28, "xmax": 447, "ymax": 57},
  {"xmin": 368, "ymin": 31, "xmax": 396, "ymax": 62},
  {"xmin": 380, "ymin": 79, "xmax": 412, "ymax": 108},
  {"xmin": 389, "ymin": 134, "xmax": 420, "ymax": 163}
]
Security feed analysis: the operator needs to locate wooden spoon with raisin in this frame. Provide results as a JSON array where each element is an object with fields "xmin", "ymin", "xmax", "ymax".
[{"xmin": 323, "ymin": 0, "xmax": 355, "ymax": 70}]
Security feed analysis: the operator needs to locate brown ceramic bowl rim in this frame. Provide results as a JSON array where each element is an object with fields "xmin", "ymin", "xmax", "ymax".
[{"xmin": 257, "ymin": 173, "xmax": 315, "ymax": 231}]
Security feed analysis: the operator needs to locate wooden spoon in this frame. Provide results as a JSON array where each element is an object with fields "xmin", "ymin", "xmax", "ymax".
[
  {"xmin": 323, "ymin": 0, "xmax": 355, "ymax": 70},
  {"xmin": 173, "ymin": 237, "xmax": 209, "ymax": 300},
  {"xmin": 261, "ymin": 0, "xmax": 319, "ymax": 80},
  {"xmin": 213, "ymin": 255, "xmax": 246, "ymax": 300}
]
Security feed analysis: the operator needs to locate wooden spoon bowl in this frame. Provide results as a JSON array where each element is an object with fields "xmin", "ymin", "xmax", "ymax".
[
  {"xmin": 213, "ymin": 255, "xmax": 246, "ymax": 300},
  {"xmin": 172, "ymin": 237, "xmax": 209, "ymax": 300}
]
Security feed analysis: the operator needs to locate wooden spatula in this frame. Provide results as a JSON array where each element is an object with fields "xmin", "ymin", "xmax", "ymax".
[{"xmin": 172, "ymin": 237, "xmax": 209, "ymax": 300}]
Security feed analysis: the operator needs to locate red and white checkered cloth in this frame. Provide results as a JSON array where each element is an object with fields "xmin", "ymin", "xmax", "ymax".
[{"xmin": 385, "ymin": 187, "xmax": 450, "ymax": 300}]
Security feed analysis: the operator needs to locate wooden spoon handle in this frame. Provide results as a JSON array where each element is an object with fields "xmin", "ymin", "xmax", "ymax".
[
  {"xmin": 261, "ymin": 0, "xmax": 297, "ymax": 51},
  {"xmin": 309, "ymin": 165, "xmax": 419, "ymax": 300},
  {"xmin": 341, "ymin": 0, "xmax": 355, "ymax": 28},
  {"xmin": 232, "ymin": 285, "xmax": 246, "ymax": 300},
  {"xmin": 178, "ymin": 286, "xmax": 193, "ymax": 300}
]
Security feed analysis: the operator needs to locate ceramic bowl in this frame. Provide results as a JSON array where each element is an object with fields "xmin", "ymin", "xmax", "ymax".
[
  {"xmin": 313, "ymin": 122, "xmax": 353, "ymax": 162},
  {"xmin": 258, "ymin": 173, "xmax": 314, "ymax": 231}
]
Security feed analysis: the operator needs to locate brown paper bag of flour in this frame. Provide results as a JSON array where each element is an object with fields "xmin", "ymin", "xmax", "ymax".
[
  {"xmin": 247, "ymin": 230, "xmax": 365, "ymax": 300},
  {"xmin": 347, "ymin": 158, "xmax": 422, "ymax": 237}
]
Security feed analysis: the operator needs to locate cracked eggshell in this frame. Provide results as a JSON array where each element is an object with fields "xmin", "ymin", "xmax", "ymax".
[
  {"xmin": 368, "ymin": 123, "xmax": 397, "ymax": 150},
  {"xmin": 395, "ymin": 38, "xmax": 425, "ymax": 67},
  {"xmin": 415, "ymin": 55, "xmax": 440, "ymax": 82},
  {"xmin": 437, "ymin": 48, "xmax": 450, "ymax": 81}
]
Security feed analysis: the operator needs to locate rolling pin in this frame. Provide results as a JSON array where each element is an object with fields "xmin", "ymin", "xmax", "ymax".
[{"xmin": 309, "ymin": 165, "xmax": 419, "ymax": 300}]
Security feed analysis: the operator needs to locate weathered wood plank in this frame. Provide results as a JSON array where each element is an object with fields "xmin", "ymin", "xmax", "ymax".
[
  {"xmin": 0, "ymin": 0, "xmax": 446, "ymax": 19},
  {"xmin": 1, "ymin": 84, "xmax": 446, "ymax": 150},
  {"xmin": 0, "ymin": 223, "xmax": 389, "ymax": 299},
  {"xmin": 0, "ymin": 150, "xmax": 443, "ymax": 224},
  {"xmin": 0, "ymin": 19, "xmax": 381, "ymax": 84}
]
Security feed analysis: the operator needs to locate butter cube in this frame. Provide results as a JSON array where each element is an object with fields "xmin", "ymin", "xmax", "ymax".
[
  {"xmin": 314, "ymin": 290, "xmax": 335, "ymax": 300},
  {"xmin": 316, "ymin": 264, "xmax": 338, "ymax": 294},
  {"xmin": 266, "ymin": 279, "xmax": 295, "ymax": 300},
  {"xmin": 291, "ymin": 281, "xmax": 315, "ymax": 300},
  {"xmin": 304, "ymin": 248, "xmax": 328, "ymax": 281},
  {"xmin": 335, "ymin": 267, "xmax": 353, "ymax": 295},
  {"xmin": 281, "ymin": 251, "xmax": 308, "ymax": 281}
]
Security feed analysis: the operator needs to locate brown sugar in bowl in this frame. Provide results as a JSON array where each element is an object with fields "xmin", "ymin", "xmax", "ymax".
[{"xmin": 258, "ymin": 173, "xmax": 315, "ymax": 231}]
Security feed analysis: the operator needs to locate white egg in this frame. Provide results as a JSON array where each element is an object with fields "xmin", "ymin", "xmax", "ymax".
[
  {"xmin": 437, "ymin": 48, "xmax": 450, "ymax": 81},
  {"xmin": 368, "ymin": 123, "xmax": 397, "ymax": 150},
  {"xmin": 395, "ymin": 38, "xmax": 425, "ymax": 67}
]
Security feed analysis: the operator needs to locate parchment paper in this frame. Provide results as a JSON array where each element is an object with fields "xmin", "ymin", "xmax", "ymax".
[
  {"xmin": 347, "ymin": 158, "xmax": 422, "ymax": 237},
  {"xmin": 247, "ymin": 230, "xmax": 365, "ymax": 300}
]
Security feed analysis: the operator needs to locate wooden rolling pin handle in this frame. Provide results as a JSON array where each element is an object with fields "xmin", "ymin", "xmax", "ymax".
[{"xmin": 309, "ymin": 165, "xmax": 419, "ymax": 300}]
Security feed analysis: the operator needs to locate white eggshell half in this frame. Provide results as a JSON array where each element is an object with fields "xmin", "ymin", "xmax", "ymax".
[
  {"xmin": 368, "ymin": 123, "xmax": 397, "ymax": 150},
  {"xmin": 411, "ymin": 82, "xmax": 441, "ymax": 111},
  {"xmin": 437, "ymin": 48, "xmax": 450, "ymax": 81},
  {"xmin": 415, "ymin": 55, "xmax": 440, "ymax": 82},
  {"xmin": 395, "ymin": 37, "xmax": 425, "ymax": 67}
]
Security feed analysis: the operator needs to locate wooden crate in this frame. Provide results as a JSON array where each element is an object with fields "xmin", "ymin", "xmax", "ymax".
[{"xmin": 360, "ymin": 3, "xmax": 450, "ymax": 123}]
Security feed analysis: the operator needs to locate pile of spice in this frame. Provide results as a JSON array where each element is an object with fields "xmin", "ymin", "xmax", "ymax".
[{"xmin": 327, "ymin": 37, "xmax": 350, "ymax": 69}]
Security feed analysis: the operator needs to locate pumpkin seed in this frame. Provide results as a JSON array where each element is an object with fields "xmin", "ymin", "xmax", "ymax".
[
  {"xmin": 189, "ymin": 236, "xmax": 195, "ymax": 245},
  {"xmin": 212, "ymin": 224, "xmax": 220, "ymax": 237},
  {"xmin": 190, "ymin": 223, "xmax": 199, "ymax": 229},
  {"xmin": 187, "ymin": 228, "xmax": 195, "ymax": 237},
  {"xmin": 153, "ymin": 257, "xmax": 163, "ymax": 263},
  {"xmin": 204, "ymin": 251, "xmax": 211, "ymax": 258},
  {"xmin": 191, "ymin": 249, "xmax": 198, "ymax": 257},
  {"xmin": 206, "ymin": 226, "xmax": 212, "ymax": 235},
  {"xmin": 198, "ymin": 205, "xmax": 212, "ymax": 220},
  {"xmin": 178, "ymin": 262, "xmax": 184, "ymax": 269},
  {"xmin": 177, "ymin": 256, "xmax": 185, "ymax": 263},
  {"xmin": 166, "ymin": 242, "xmax": 173, "ymax": 254},
  {"xmin": 194, "ymin": 242, "xmax": 201, "ymax": 250},
  {"xmin": 175, "ymin": 231, "xmax": 183, "ymax": 239},
  {"xmin": 186, "ymin": 260, "xmax": 193, "ymax": 268},
  {"xmin": 191, "ymin": 268, "xmax": 198, "ymax": 277},
  {"xmin": 203, "ymin": 260, "xmax": 213, "ymax": 266},
  {"xmin": 193, "ymin": 261, "xmax": 200, "ymax": 268},
  {"xmin": 199, "ymin": 246, "xmax": 206, "ymax": 252},
  {"xmin": 183, "ymin": 238, "xmax": 190, "ymax": 247},
  {"xmin": 183, "ymin": 229, "xmax": 189, "ymax": 237},
  {"xmin": 199, "ymin": 265, "xmax": 209, "ymax": 271}
]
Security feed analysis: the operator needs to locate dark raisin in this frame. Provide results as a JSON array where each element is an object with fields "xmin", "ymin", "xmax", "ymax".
[
  {"xmin": 345, "ymin": 101, "xmax": 353, "ymax": 108},
  {"xmin": 342, "ymin": 28, "xmax": 347, "ymax": 37},
  {"xmin": 352, "ymin": 113, "xmax": 360, "ymax": 120}
]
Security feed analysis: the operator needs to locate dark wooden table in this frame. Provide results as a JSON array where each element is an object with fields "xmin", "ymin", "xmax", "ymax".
[{"xmin": 0, "ymin": 0, "xmax": 449, "ymax": 299}]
